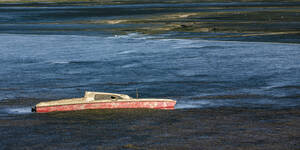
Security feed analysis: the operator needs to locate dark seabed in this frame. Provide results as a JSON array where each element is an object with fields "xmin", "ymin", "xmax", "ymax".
[{"xmin": 0, "ymin": 1, "xmax": 300, "ymax": 150}]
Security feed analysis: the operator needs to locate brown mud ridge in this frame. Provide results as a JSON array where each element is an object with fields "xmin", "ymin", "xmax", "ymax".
[
  {"xmin": 0, "ymin": 107, "xmax": 299, "ymax": 149},
  {"xmin": 1, "ymin": 0, "xmax": 300, "ymax": 43}
]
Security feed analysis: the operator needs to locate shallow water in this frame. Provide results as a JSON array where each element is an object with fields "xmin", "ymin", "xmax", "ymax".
[
  {"xmin": 0, "ymin": 27, "xmax": 299, "ymax": 150},
  {"xmin": 0, "ymin": 33, "xmax": 300, "ymax": 112},
  {"xmin": 1, "ymin": 2, "xmax": 300, "ymax": 149},
  {"xmin": 1, "ymin": 1, "xmax": 300, "ymax": 43}
]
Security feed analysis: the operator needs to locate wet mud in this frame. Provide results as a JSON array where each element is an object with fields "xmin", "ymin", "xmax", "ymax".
[
  {"xmin": 0, "ymin": 1, "xmax": 300, "ymax": 149},
  {"xmin": 0, "ymin": 108, "xmax": 299, "ymax": 150},
  {"xmin": 1, "ymin": 0, "xmax": 300, "ymax": 43}
]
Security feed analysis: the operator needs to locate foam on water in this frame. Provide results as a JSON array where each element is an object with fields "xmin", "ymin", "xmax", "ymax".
[
  {"xmin": 175, "ymin": 100, "xmax": 212, "ymax": 109},
  {"xmin": 1, "ymin": 107, "xmax": 33, "ymax": 115},
  {"xmin": 117, "ymin": 50, "xmax": 137, "ymax": 55},
  {"xmin": 108, "ymin": 33, "xmax": 156, "ymax": 40},
  {"xmin": 50, "ymin": 61, "xmax": 70, "ymax": 64}
]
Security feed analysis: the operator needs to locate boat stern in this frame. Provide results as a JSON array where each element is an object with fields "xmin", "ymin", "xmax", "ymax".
[{"xmin": 31, "ymin": 106, "xmax": 36, "ymax": 112}]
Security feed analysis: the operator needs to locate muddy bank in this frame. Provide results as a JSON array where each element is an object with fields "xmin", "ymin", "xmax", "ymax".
[
  {"xmin": 0, "ymin": 2, "xmax": 300, "ymax": 149},
  {"xmin": 0, "ymin": 107, "xmax": 299, "ymax": 149},
  {"xmin": 1, "ymin": 0, "xmax": 300, "ymax": 43}
]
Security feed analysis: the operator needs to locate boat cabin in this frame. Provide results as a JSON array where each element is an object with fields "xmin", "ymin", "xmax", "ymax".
[{"xmin": 84, "ymin": 91, "xmax": 131, "ymax": 101}]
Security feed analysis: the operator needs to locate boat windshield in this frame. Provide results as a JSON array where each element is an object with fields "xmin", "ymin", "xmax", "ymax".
[{"xmin": 94, "ymin": 94, "xmax": 123, "ymax": 100}]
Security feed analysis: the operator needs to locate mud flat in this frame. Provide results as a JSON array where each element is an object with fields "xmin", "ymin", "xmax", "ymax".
[
  {"xmin": 0, "ymin": 107, "xmax": 299, "ymax": 149},
  {"xmin": 0, "ymin": 1, "xmax": 300, "ymax": 149},
  {"xmin": 1, "ymin": 0, "xmax": 300, "ymax": 43}
]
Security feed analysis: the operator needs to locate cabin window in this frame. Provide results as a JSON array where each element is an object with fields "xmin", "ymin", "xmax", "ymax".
[{"xmin": 94, "ymin": 94, "xmax": 122, "ymax": 100}]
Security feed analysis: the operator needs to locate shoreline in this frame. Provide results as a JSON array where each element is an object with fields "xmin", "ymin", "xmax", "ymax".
[
  {"xmin": 1, "ymin": 1, "xmax": 300, "ymax": 43},
  {"xmin": 1, "ymin": 107, "xmax": 299, "ymax": 149}
]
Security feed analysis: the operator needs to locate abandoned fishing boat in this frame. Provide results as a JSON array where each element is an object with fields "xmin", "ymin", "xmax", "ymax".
[{"xmin": 32, "ymin": 91, "xmax": 176, "ymax": 113}]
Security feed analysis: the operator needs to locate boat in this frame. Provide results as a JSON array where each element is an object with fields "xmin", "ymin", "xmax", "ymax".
[{"xmin": 32, "ymin": 91, "xmax": 176, "ymax": 113}]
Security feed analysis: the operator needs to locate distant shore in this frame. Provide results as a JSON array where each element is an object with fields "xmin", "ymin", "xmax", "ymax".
[{"xmin": 1, "ymin": 0, "xmax": 300, "ymax": 43}]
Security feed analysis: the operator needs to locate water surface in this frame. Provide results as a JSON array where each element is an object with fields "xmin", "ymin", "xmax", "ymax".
[
  {"xmin": 1, "ymin": 2, "xmax": 300, "ymax": 149},
  {"xmin": 1, "ymin": 33, "xmax": 299, "ymax": 111}
]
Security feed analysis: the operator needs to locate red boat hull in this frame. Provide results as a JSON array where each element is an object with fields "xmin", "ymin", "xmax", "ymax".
[{"xmin": 35, "ymin": 101, "xmax": 176, "ymax": 113}]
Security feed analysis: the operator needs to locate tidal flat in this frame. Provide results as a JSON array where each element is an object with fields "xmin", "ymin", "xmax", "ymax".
[
  {"xmin": 1, "ymin": 0, "xmax": 300, "ymax": 43},
  {"xmin": 0, "ymin": 1, "xmax": 300, "ymax": 150},
  {"xmin": 1, "ymin": 108, "xmax": 299, "ymax": 150}
]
